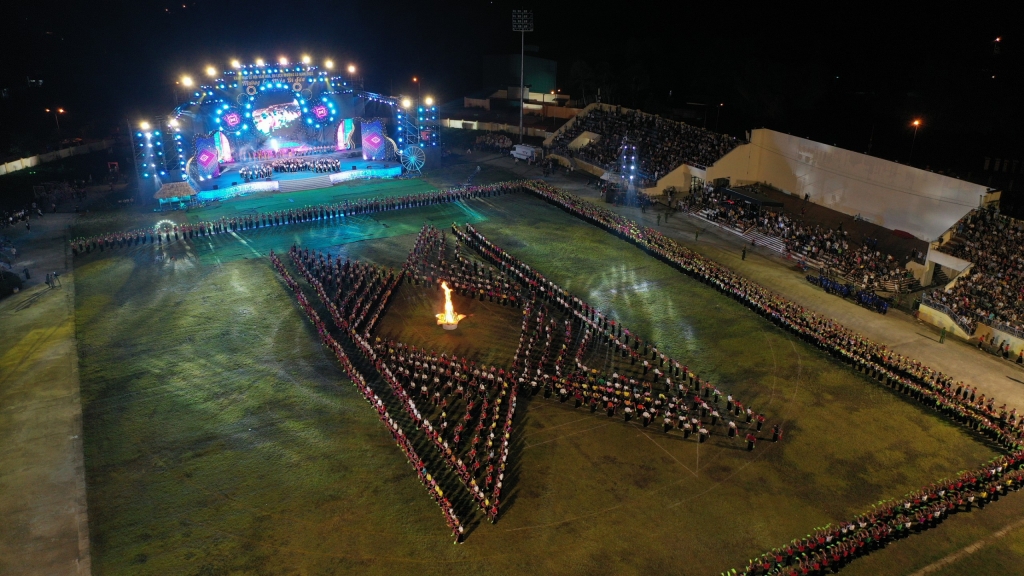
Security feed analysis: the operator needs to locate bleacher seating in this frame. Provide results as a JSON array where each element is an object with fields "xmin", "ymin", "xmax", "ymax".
[
  {"xmin": 932, "ymin": 209, "xmax": 1024, "ymax": 335},
  {"xmin": 548, "ymin": 106, "xmax": 742, "ymax": 184}
]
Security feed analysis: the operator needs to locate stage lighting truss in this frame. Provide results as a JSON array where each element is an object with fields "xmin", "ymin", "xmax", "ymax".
[{"xmin": 395, "ymin": 104, "xmax": 440, "ymax": 148}]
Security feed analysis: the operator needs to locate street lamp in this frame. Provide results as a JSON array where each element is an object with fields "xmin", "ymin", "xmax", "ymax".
[
  {"xmin": 716, "ymin": 103, "xmax": 724, "ymax": 132},
  {"xmin": 910, "ymin": 119, "xmax": 922, "ymax": 164},
  {"xmin": 45, "ymin": 108, "xmax": 65, "ymax": 133},
  {"xmin": 412, "ymin": 76, "xmax": 420, "ymax": 100}
]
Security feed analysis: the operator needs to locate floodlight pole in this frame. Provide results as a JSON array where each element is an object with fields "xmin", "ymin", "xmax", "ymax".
[
  {"xmin": 519, "ymin": 29, "xmax": 525, "ymax": 143},
  {"xmin": 513, "ymin": 10, "xmax": 533, "ymax": 144}
]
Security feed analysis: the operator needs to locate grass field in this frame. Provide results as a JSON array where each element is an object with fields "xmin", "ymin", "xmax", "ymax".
[{"xmin": 73, "ymin": 186, "xmax": 1002, "ymax": 575}]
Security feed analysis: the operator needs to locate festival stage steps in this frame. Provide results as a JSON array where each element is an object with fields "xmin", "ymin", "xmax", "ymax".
[{"xmin": 275, "ymin": 174, "xmax": 335, "ymax": 194}]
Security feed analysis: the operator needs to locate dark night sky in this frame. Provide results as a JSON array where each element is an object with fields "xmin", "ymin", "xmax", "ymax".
[{"xmin": 1, "ymin": 1, "xmax": 1021, "ymax": 181}]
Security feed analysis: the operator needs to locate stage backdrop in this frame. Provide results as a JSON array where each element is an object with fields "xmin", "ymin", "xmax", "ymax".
[
  {"xmin": 361, "ymin": 120, "xmax": 386, "ymax": 160},
  {"xmin": 194, "ymin": 135, "xmax": 220, "ymax": 179}
]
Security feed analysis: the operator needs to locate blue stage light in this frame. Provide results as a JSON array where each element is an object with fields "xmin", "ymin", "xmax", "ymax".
[{"xmin": 143, "ymin": 173, "xmax": 149, "ymax": 178}]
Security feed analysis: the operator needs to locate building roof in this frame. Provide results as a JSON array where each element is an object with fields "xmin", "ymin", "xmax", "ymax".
[{"xmin": 153, "ymin": 181, "xmax": 198, "ymax": 199}]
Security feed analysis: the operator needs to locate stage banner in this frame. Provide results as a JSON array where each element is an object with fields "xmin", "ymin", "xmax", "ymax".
[
  {"xmin": 337, "ymin": 119, "xmax": 356, "ymax": 151},
  {"xmin": 361, "ymin": 120, "xmax": 386, "ymax": 160},
  {"xmin": 194, "ymin": 136, "xmax": 221, "ymax": 179}
]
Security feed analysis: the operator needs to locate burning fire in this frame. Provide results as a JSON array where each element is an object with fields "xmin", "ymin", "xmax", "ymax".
[{"xmin": 436, "ymin": 281, "xmax": 466, "ymax": 329}]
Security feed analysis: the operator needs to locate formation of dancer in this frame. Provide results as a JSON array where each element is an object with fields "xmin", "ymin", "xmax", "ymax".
[
  {"xmin": 69, "ymin": 182, "xmax": 521, "ymax": 257},
  {"xmin": 239, "ymin": 157, "xmax": 343, "ymax": 181},
  {"xmin": 286, "ymin": 233, "xmax": 520, "ymax": 528},
  {"xmin": 270, "ymin": 250, "xmax": 464, "ymax": 540},
  {"xmin": 241, "ymin": 145, "xmax": 336, "ymax": 161}
]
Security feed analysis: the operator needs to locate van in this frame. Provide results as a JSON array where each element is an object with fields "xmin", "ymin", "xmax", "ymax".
[{"xmin": 510, "ymin": 145, "xmax": 539, "ymax": 161}]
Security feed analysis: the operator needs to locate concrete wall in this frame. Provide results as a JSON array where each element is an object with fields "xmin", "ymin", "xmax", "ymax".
[
  {"xmin": 0, "ymin": 140, "xmax": 114, "ymax": 176},
  {"xmin": 918, "ymin": 303, "xmax": 972, "ymax": 339},
  {"xmin": 974, "ymin": 323, "xmax": 1024, "ymax": 357},
  {"xmin": 547, "ymin": 154, "xmax": 605, "ymax": 178},
  {"xmin": 645, "ymin": 163, "xmax": 707, "ymax": 195},
  {"xmin": 441, "ymin": 119, "xmax": 552, "ymax": 139},
  {"xmin": 705, "ymin": 129, "xmax": 990, "ymax": 241}
]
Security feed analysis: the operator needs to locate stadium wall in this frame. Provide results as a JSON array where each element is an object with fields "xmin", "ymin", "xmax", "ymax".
[
  {"xmin": 645, "ymin": 163, "xmax": 706, "ymax": 195},
  {"xmin": 0, "ymin": 140, "xmax": 114, "ymax": 176},
  {"xmin": 917, "ymin": 304, "xmax": 973, "ymax": 340},
  {"xmin": 705, "ymin": 129, "xmax": 990, "ymax": 241}
]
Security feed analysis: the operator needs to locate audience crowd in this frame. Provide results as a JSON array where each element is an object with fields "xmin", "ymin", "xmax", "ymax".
[
  {"xmin": 548, "ymin": 107, "xmax": 741, "ymax": 182},
  {"xmin": 473, "ymin": 133, "xmax": 513, "ymax": 153},
  {"xmin": 932, "ymin": 209, "xmax": 1024, "ymax": 335},
  {"xmin": 681, "ymin": 188, "xmax": 915, "ymax": 292}
]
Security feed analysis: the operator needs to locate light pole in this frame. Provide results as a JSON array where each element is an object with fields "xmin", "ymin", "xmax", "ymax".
[
  {"xmin": 910, "ymin": 119, "xmax": 922, "ymax": 164},
  {"xmin": 413, "ymin": 76, "xmax": 421, "ymax": 101},
  {"xmin": 45, "ymin": 108, "xmax": 65, "ymax": 135},
  {"xmin": 715, "ymin": 103, "xmax": 723, "ymax": 132},
  {"xmin": 513, "ymin": 9, "xmax": 534, "ymax": 144}
]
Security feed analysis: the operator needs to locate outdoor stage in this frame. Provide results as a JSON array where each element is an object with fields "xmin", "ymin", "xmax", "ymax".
[{"xmin": 196, "ymin": 156, "xmax": 403, "ymax": 201}]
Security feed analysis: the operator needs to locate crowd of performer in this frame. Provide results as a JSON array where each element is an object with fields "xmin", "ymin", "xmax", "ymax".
[
  {"xmin": 238, "ymin": 157, "xmax": 343, "ymax": 181},
  {"xmin": 269, "ymin": 251, "xmax": 465, "ymax": 540},
  {"xmin": 69, "ymin": 182, "xmax": 522, "ymax": 257},
  {"xmin": 739, "ymin": 452, "xmax": 1024, "ymax": 575},
  {"xmin": 524, "ymin": 181, "xmax": 1023, "ymax": 448},
  {"xmin": 454, "ymin": 223, "xmax": 773, "ymax": 449},
  {"xmin": 66, "ymin": 177, "xmax": 1024, "ymax": 556},
  {"xmin": 510, "ymin": 180, "xmax": 1024, "ymax": 573},
  {"xmin": 240, "ymin": 145, "xmax": 337, "ymax": 162},
  {"xmin": 286, "ymin": 230, "xmax": 518, "ymax": 527}
]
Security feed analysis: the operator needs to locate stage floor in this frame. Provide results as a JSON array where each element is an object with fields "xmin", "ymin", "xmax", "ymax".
[{"xmin": 200, "ymin": 155, "xmax": 399, "ymax": 191}]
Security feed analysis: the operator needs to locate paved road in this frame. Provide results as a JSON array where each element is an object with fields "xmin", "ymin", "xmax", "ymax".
[{"xmin": 0, "ymin": 212, "xmax": 90, "ymax": 576}]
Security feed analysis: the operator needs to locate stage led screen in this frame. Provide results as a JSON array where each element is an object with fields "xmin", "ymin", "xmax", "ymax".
[
  {"xmin": 194, "ymin": 136, "xmax": 220, "ymax": 179},
  {"xmin": 336, "ymin": 119, "xmax": 356, "ymax": 151},
  {"xmin": 361, "ymin": 120, "xmax": 385, "ymax": 160},
  {"xmin": 253, "ymin": 102, "xmax": 301, "ymax": 135}
]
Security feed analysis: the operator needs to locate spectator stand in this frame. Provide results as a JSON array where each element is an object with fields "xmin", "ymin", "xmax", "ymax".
[
  {"xmin": 545, "ymin": 103, "xmax": 741, "ymax": 194},
  {"xmin": 678, "ymin": 182, "xmax": 925, "ymax": 297},
  {"xmin": 922, "ymin": 209, "xmax": 1024, "ymax": 359}
]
